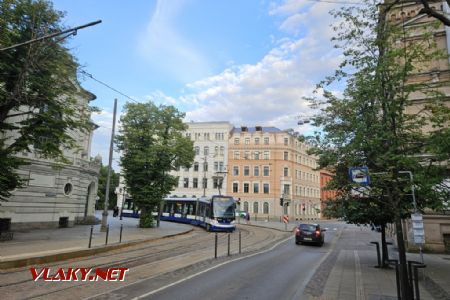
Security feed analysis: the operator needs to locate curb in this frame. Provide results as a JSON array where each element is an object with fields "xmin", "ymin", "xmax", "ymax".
[{"xmin": 0, "ymin": 228, "xmax": 193, "ymax": 270}]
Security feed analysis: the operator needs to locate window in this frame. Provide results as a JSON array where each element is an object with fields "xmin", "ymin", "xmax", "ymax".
[
  {"xmin": 254, "ymin": 166, "xmax": 259, "ymax": 176},
  {"xmin": 253, "ymin": 183, "xmax": 259, "ymax": 193},
  {"xmin": 263, "ymin": 166, "xmax": 270, "ymax": 176},
  {"xmin": 215, "ymin": 146, "xmax": 219, "ymax": 156},
  {"xmin": 244, "ymin": 151, "xmax": 250, "ymax": 159},
  {"xmin": 219, "ymin": 162, "xmax": 224, "ymax": 172},
  {"xmin": 186, "ymin": 133, "xmax": 191, "ymax": 139},
  {"xmin": 284, "ymin": 167, "xmax": 289, "ymax": 177},
  {"xmin": 244, "ymin": 201, "xmax": 249, "ymax": 212},
  {"xmin": 264, "ymin": 137, "xmax": 269, "ymax": 145},
  {"xmin": 244, "ymin": 183, "xmax": 249, "ymax": 193},
  {"xmin": 204, "ymin": 146, "xmax": 209, "ymax": 156},
  {"xmin": 244, "ymin": 166, "xmax": 250, "ymax": 176},
  {"xmin": 203, "ymin": 178, "xmax": 208, "ymax": 189},
  {"xmin": 193, "ymin": 178, "xmax": 198, "ymax": 188},
  {"xmin": 204, "ymin": 133, "xmax": 210, "ymax": 140},
  {"xmin": 263, "ymin": 183, "xmax": 270, "ymax": 194},
  {"xmin": 255, "ymin": 138, "xmax": 260, "ymax": 145},
  {"xmin": 233, "ymin": 166, "xmax": 239, "ymax": 176},
  {"xmin": 263, "ymin": 202, "xmax": 269, "ymax": 214},
  {"xmin": 264, "ymin": 151, "xmax": 269, "ymax": 160},
  {"xmin": 213, "ymin": 178, "xmax": 220, "ymax": 189},
  {"xmin": 283, "ymin": 184, "xmax": 290, "ymax": 195},
  {"xmin": 203, "ymin": 162, "xmax": 208, "ymax": 172},
  {"xmin": 64, "ymin": 183, "xmax": 73, "ymax": 196},
  {"xmin": 245, "ymin": 138, "xmax": 250, "ymax": 145},
  {"xmin": 284, "ymin": 137, "xmax": 289, "ymax": 146},
  {"xmin": 253, "ymin": 202, "xmax": 259, "ymax": 213},
  {"xmin": 233, "ymin": 182, "xmax": 239, "ymax": 193},
  {"xmin": 220, "ymin": 146, "xmax": 224, "ymax": 156},
  {"xmin": 284, "ymin": 151, "xmax": 289, "ymax": 160},
  {"xmin": 234, "ymin": 138, "xmax": 240, "ymax": 145},
  {"xmin": 195, "ymin": 146, "xmax": 200, "ymax": 155},
  {"xmin": 194, "ymin": 162, "xmax": 199, "ymax": 172},
  {"xmin": 214, "ymin": 162, "xmax": 219, "ymax": 171},
  {"xmin": 254, "ymin": 151, "xmax": 260, "ymax": 160},
  {"xmin": 234, "ymin": 151, "xmax": 240, "ymax": 160},
  {"xmin": 183, "ymin": 178, "xmax": 189, "ymax": 188}
]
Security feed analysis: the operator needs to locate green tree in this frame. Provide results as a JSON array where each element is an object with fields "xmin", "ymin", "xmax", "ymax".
[
  {"xmin": 97, "ymin": 164, "xmax": 120, "ymax": 210},
  {"xmin": 308, "ymin": 1, "xmax": 450, "ymax": 297},
  {"xmin": 116, "ymin": 102, "xmax": 195, "ymax": 228},
  {"xmin": 0, "ymin": 0, "xmax": 96, "ymax": 201}
]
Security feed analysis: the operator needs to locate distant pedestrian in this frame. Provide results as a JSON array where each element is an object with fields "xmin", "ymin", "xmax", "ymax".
[
  {"xmin": 113, "ymin": 206, "xmax": 119, "ymax": 217},
  {"xmin": 246, "ymin": 213, "xmax": 250, "ymax": 224}
]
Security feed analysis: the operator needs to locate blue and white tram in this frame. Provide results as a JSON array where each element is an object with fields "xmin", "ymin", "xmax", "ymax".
[{"xmin": 161, "ymin": 195, "xmax": 236, "ymax": 232}]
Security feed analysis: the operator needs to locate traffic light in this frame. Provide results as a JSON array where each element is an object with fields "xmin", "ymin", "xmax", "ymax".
[
  {"xmin": 286, "ymin": 201, "xmax": 289, "ymax": 207},
  {"xmin": 280, "ymin": 197, "xmax": 284, "ymax": 206}
]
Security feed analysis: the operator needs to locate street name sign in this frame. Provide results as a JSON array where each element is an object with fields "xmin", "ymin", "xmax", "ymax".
[{"xmin": 411, "ymin": 213, "xmax": 425, "ymax": 245}]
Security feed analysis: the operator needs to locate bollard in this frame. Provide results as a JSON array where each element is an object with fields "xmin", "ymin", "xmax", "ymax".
[
  {"xmin": 370, "ymin": 241, "xmax": 381, "ymax": 268},
  {"xmin": 119, "ymin": 224, "xmax": 123, "ymax": 243},
  {"xmin": 388, "ymin": 259, "xmax": 400, "ymax": 300},
  {"xmin": 227, "ymin": 233, "xmax": 231, "ymax": 256},
  {"xmin": 239, "ymin": 230, "xmax": 241, "ymax": 254},
  {"xmin": 413, "ymin": 264, "xmax": 426, "ymax": 300},
  {"xmin": 214, "ymin": 233, "xmax": 218, "ymax": 259},
  {"xmin": 267, "ymin": 215, "xmax": 269, "ymax": 222},
  {"xmin": 88, "ymin": 226, "xmax": 93, "ymax": 248},
  {"xmin": 105, "ymin": 224, "xmax": 109, "ymax": 245}
]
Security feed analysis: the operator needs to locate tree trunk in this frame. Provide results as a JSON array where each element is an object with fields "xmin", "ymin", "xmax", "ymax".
[
  {"xmin": 380, "ymin": 223, "xmax": 390, "ymax": 268},
  {"xmin": 395, "ymin": 216, "xmax": 413, "ymax": 299}
]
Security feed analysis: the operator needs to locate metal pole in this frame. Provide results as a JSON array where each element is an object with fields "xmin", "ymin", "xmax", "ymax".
[
  {"xmin": 119, "ymin": 224, "xmax": 123, "ymax": 243},
  {"xmin": 239, "ymin": 230, "xmax": 241, "ymax": 254},
  {"xmin": 370, "ymin": 242, "xmax": 381, "ymax": 268},
  {"xmin": 214, "ymin": 233, "xmax": 218, "ymax": 259},
  {"xmin": 120, "ymin": 187, "xmax": 125, "ymax": 221},
  {"xmin": 227, "ymin": 233, "xmax": 231, "ymax": 256},
  {"xmin": 101, "ymin": 98, "xmax": 117, "ymax": 231},
  {"xmin": 105, "ymin": 224, "xmax": 109, "ymax": 245},
  {"xmin": 88, "ymin": 226, "xmax": 93, "ymax": 248}
]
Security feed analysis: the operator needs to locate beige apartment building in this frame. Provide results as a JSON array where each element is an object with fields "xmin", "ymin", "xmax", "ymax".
[{"xmin": 227, "ymin": 126, "xmax": 321, "ymax": 221}]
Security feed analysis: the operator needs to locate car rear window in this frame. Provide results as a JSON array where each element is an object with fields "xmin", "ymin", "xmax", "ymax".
[{"xmin": 299, "ymin": 224, "xmax": 317, "ymax": 231}]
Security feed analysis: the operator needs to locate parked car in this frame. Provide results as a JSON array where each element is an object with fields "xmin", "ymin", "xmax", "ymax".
[{"xmin": 294, "ymin": 223, "xmax": 325, "ymax": 246}]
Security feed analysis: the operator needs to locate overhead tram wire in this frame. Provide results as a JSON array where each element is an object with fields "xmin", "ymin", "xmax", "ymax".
[{"xmin": 79, "ymin": 70, "xmax": 140, "ymax": 104}]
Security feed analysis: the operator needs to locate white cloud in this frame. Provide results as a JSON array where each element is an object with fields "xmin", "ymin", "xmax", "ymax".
[{"xmin": 137, "ymin": 0, "xmax": 211, "ymax": 82}]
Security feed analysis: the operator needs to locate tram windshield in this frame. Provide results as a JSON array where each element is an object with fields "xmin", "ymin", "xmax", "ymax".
[{"xmin": 212, "ymin": 196, "xmax": 235, "ymax": 218}]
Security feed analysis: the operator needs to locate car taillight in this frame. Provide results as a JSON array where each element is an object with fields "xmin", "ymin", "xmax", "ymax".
[
  {"xmin": 295, "ymin": 228, "xmax": 301, "ymax": 236},
  {"xmin": 315, "ymin": 230, "xmax": 321, "ymax": 237}
]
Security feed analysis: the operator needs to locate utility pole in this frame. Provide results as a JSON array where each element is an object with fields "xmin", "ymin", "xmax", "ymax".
[
  {"xmin": 203, "ymin": 155, "xmax": 207, "ymax": 197},
  {"xmin": 101, "ymin": 98, "xmax": 117, "ymax": 232}
]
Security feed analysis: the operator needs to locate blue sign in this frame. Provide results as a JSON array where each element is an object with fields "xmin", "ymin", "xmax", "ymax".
[{"xmin": 349, "ymin": 167, "xmax": 370, "ymax": 185}]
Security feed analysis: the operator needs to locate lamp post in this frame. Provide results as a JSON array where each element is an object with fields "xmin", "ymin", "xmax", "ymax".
[{"xmin": 120, "ymin": 187, "xmax": 126, "ymax": 221}]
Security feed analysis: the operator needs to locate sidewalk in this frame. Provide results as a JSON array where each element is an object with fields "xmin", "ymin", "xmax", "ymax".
[{"xmin": 0, "ymin": 211, "xmax": 192, "ymax": 269}]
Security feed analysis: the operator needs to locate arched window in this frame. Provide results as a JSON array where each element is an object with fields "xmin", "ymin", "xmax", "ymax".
[
  {"xmin": 195, "ymin": 146, "xmax": 200, "ymax": 155},
  {"xmin": 204, "ymin": 146, "xmax": 209, "ymax": 156},
  {"xmin": 253, "ymin": 202, "xmax": 259, "ymax": 214},
  {"xmin": 263, "ymin": 202, "xmax": 269, "ymax": 214},
  {"xmin": 244, "ymin": 201, "xmax": 249, "ymax": 212}
]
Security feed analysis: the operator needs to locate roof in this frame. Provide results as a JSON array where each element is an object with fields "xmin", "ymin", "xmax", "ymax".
[{"xmin": 232, "ymin": 126, "xmax": 282, "ymax": 133}]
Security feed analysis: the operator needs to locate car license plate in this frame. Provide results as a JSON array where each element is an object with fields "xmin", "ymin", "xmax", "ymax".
[{"xmin": 304, "ymin": 237, "xmax": 312, "ymax": 241}]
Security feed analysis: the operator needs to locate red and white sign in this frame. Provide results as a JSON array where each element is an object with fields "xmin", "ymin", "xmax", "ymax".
[
  {"xmin": 30, "ymin": 267, "xmax": 129, "ymax": 282},
  {"xmin": 283, "ymin": 215, "xmax": 289, "ymax": 224}
]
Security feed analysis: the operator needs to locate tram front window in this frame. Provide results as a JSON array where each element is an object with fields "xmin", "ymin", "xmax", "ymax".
[{"xmin": 212, "ymin": 197, "xmax": 235, "ymax": 218}]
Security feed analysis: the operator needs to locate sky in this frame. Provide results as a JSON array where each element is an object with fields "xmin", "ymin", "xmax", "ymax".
[{"xmin": 51, "ymin": 0, "xmax": 351, "ymax": 170}]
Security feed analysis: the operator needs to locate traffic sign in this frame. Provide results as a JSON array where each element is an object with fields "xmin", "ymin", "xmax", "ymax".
[
  {"xmin": 411, "ymin": 213, "xmax": 425, "ymax": 245},
  {"xmin": 349, "ymin": 167, "xmax": 370, "ymax": 185},
  {"xmin": 283, "ymin": 215, "xmax": 289, "ymax": 224}
]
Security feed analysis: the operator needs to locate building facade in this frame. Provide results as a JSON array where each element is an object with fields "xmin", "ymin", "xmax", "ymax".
[
  {"xmin": 227, "ymin": 126, "xmax": 321, "ymax": 221},
  {"xmin": 320, "ymin": 170, "xmax": 337, "ymax": 219},
  {"xmin": 169, "ymin": 122, "xmax": 234, "ymax": 198},
  {"xmin": 0, "ymin": 86, "xmax": 100, "ymax": 231}
]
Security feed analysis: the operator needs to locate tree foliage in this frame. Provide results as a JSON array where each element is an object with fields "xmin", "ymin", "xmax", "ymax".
[
  {"xmin": 116, "ymin": 102, "xmax": 195, "ymax": 228},
  {"xmin": 0, "ymin": 0, "xmax": 96, "ymax": 200},
  {"xmin": 97, "ymin": 164, "xmax": 120, "ymax": 210}
]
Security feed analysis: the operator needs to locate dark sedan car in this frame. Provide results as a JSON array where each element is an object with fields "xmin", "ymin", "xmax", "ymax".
[{"xmin": 294, "ymin": 223, "xmax": 325, "ymax": 246}]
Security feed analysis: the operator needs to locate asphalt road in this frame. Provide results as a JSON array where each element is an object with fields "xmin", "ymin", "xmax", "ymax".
[{"xmin": 131, "ymin": 223, "xmax": 343, "ymax": 300}]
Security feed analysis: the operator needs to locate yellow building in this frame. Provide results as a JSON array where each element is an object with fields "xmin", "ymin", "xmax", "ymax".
[{"xmin": 227, "ymin": 126, "xmax": 321, "ymax": 221}]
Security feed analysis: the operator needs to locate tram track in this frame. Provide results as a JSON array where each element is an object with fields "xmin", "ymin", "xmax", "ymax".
[{"xmin": 0, "ymin": 225, "xmax": 288, "ymax": 300}]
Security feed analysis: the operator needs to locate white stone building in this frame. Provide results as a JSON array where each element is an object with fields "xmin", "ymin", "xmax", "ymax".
[
  {"xmin": 169, "ymin": 121, "xmax": 234, "ymax": 198},
  {"xmin": 0, "ymin": 86, "xmax": 100, "ymax": 231}
]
